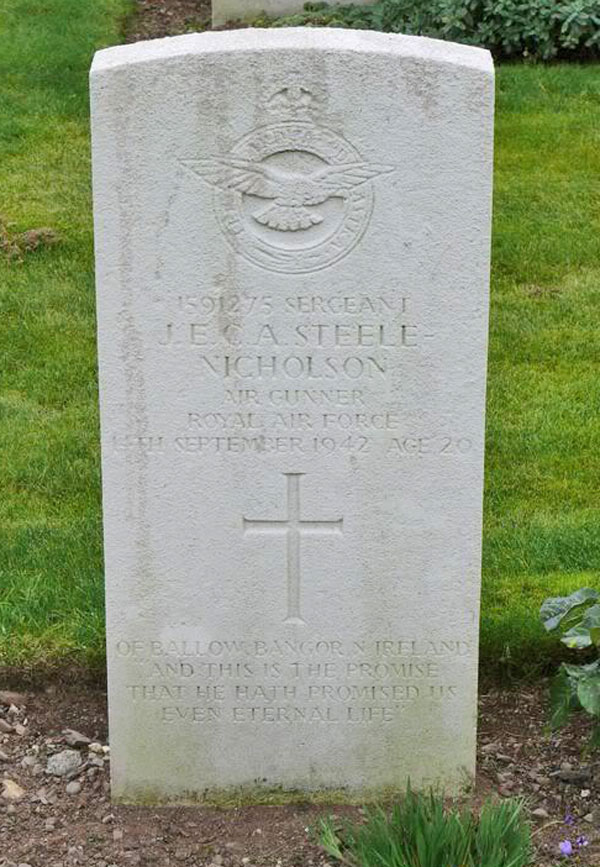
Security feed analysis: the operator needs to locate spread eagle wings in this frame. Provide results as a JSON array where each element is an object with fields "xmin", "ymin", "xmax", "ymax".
[
  {"xmin": 304, "ymin": 162, "xmax": 396, "ymax": 204},
  {"xmin": 180, "ymin": 157, "xmax": 395, "ymax": 205},
  {"xmin": 180, "ymin": 156, "xmax": 394, "ymax": 231},
  {"xmin": 181, "ymin": 157, "xmax": 282, "ymax": 199}
]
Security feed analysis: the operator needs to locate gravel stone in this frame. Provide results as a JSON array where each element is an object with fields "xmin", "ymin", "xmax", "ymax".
[
  {"xmin": 62, "ymin": 729, "xmax": 92, "ymax": 748},
  {"xmin": 46, "ymin": 749, "xmax": 82, "ymax": 777},
  {"xmin": 0, "ymin": 691, "xmax": 27, "ymax": 707},
  {"xmin": 1, "ymin": 778, "xmax": 26, "ymax": 801},
  {"xmin": 558, "ymin": 767, "xmax": 592, "ymax": 784},
  {"xmin": 66, "ymin": 781, "xmax": 82, "ymax": 795}
]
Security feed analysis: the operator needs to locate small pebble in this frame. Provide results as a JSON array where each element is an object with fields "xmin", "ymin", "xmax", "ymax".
[
  {"xmin": 66, "ymin": 780, "xmax": 82, "ymax": 795},
  {"xmin": 584, "ymin": 813, "xmax": 594, "ymax": 823},
  {"xmin": 581, "ymin": 788, "xmax": 591, "ymax": 798},
  {"xmin": 557, "ymin": 767, "xmax": 592, "ymax": 784},
  {"xmin": 0, "ymin": 719, "xmax": 14, "ymax": 734},
  {"xmin": 0, "ymin": 690, "xmax": 27, "ymax": 707},
  {"xmin": 89, "ymin": 742, "xmax": 104, "ymax": 754},
  {"xmin": 62, "ymin": 729, "xmax": 92, "ymax": 748},
  {"xmin": 532, "ymin": 807, "xmax": 549, "ymax": 820},
  {"xmin": 46, "ymin": 749, "xmax": 81, "ymax": 777},
  {"xmin": 113, "ymin": 828, "xmax": 124, "ymax": 841},
  {"xmin": 1, "ymin": 778, "xmax": 25, "ymax": 801}
]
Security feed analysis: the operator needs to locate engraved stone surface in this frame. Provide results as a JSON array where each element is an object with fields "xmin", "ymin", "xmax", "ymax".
[
  {"xmin": 91, "ymin": 28, "xmax": 494, "ymax": 803},
  {"xmin": 212, "ymin": 0, "xmax": 373, "ymax": 27}
]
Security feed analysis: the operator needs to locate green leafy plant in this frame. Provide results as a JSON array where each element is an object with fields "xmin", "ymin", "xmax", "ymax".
[
  {"xmin": 540, "ymin": 587, "xmax": 600, "ymax": 744},
  {"xmin": 318, "ymin": 787, "xmax": 531, "ymax": 867},
  {"xmin": 266, "ymin": 0, "xmax": 600, "ymax": 60}
]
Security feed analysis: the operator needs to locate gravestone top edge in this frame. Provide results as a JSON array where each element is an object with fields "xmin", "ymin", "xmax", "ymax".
[{"xmin": 91, "ymin": 27, "xmax": 493, "ymax": 77}]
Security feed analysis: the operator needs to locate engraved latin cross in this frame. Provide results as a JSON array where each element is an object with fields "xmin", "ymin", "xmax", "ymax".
[{"xmin": 243, "ymin": 473, "xmax": 343, "ymax": 624}]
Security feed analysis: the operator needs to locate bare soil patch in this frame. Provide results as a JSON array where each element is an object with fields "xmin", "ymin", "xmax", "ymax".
[
  {"xmin": 125, "ymin": 0, "xmax": 256, "ymax": 41},
  {"xmin": 126, "ymin": 0, "xmax": 212, "ymax": 42},
  {"xmin": 1, "ymin": 685, "xmax": 600, "ymax": 865}
]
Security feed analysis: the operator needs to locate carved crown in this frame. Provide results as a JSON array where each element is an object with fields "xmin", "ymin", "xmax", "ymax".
[{"xmin": 267, "ymin": 84, "xmax": 317, "ymax": 118}]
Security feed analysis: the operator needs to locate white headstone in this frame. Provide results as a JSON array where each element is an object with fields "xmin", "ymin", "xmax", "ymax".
[
  {"xmin": 212, "ymin": 0, "xmax": 373, "ymax": 27},
  {"xmin": 91, "ymin": 28, "xmax": 494, "ymax": 803}
]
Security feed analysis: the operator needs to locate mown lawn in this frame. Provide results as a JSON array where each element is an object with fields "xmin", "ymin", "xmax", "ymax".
[
  {"xmin": 0, "ymin": 0, "xmax": 131, "ymax": 670},
  {"xmin": 484, "ymin": 65, "xmax": 600, "ymax": 675},
  {"xmin": 0, "ymin": 0, "xmax": 599, "ymax": 677}
]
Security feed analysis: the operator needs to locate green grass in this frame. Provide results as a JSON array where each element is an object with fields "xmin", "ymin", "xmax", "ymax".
[
  {"xmin": 482, "ymin": 64, "xmax": 600, "ymax": 676},
  {"xmin": 0, "ymin": 0, "xmax": 131, "ymax": 669},
  {"xmin": 0, "ymin": 2, "xmax": 599, "ymax": 677},
  {"xmin": 319, "ymin": 789, "xmax": 532, "ymax": 866}
]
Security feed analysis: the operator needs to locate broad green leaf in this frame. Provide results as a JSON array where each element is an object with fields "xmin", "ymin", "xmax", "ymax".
[
  {"xmin": 562, "ymin": 605, "xmax": 600, "ymax": 648},
  {"xmin": 565, "ymin": 661, "xmax": 600, "ymax": 677},
  {"xmin": 581, "ymin": 604, "xmax": 600, "ymax": 628},
  {"xmin": 550, "ymin": 667, "xmax": 575, "ymax": 729},
  {"xmin": 562, "ymin": 624, "xmax": 593, "ymax": 649},
  {"xmin": 540, "ymin": 587, "xmax": 599, "ymax": 632},
  {"xmin": 577, "ymin": 676, "xmax": 600, "ymax": 717}
]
